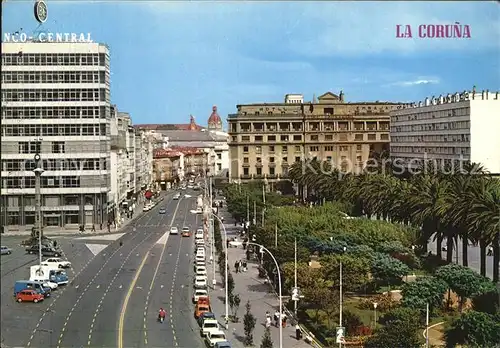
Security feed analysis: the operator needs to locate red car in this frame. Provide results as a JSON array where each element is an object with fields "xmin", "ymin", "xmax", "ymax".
[{"xmin": 16, "ymin": 289, "xmax": 44, "ymax": 303}]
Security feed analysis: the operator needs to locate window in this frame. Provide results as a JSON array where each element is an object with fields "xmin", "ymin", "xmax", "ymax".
[
  {"xmin": 295, "ymin": 156, "xmax": 301, "ymax": 162},
  {"xmin": 325, "ymin": 146, "xmax": 333, "ymax": 151},
  {"xmin": 256, "ymin": 167, "xmax": 262, "ymax": 176},
  {"xmin": 293, "ymin": 135, "xmax": 302, "ymax": 141},
  {"xmin": 255, "ymin": 136, "xmax": 263, "ymax": 142},
  {"xmin": 243, "ymin": 168, "xmax": 249, "ymax": 176},
  {"xmin": 269, "ymin": 157, "xmax": 275, "ymax": 163},
  {"xmin": 256, "ymin": 146, "xmax": 262, "ymax": 154},
  {"xmin": 269, "ymin": 167, "xmax": 275, "ymax": 175},
  {"xmin": 356, "ymin": 145, "xmax": 362, "ymax": 151},
  {"xmin": 340, "ymin": 146, "xmax": 348, "ymax": 152},
  {"xmin": 310, "ymin": 135, "xmax": 318, "ymax": 141},
  {"xmin": 280, "ymin": 135, "xmax": 289, "ymax": 142},
  {"xmin": 243, "ymin": 157, "xmax": 249, "ymax": 164},
  {"xmin": 243, "ymin": 146, "xmax": 249, "ymax": 153},
  {"xmin": 268, "ymin": 136, "xmax": 276, "ymax": 142},
  {"xmin": 309, "ymin": 146, "xmax": 319, "ymax": 152},
  {"xmin": 52, "ymin": 141, "xmax": 65, "ymax": 153},
  {"xmin": 269, "ymin": 146, "xmax": 275, "ymax": 152},
  {"xmin": 294, "ymin": 146, "xmax": 301, "ymax": 153}
]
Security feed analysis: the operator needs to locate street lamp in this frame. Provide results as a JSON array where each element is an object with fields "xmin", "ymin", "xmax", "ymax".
[
  {"xmin": 373, "ymin": 302, "xmax": 378, "ymax": 329},
  {"xmin": 338, "ymin": 246, "xmax": 346, "ymax": 348},
  {"xmin": 246, "ymin": 241, "xmax": 283, "ymax": 348},
  {"xmin": 33, "ymin": 153, "xmax": 44, "ymax": 266}
]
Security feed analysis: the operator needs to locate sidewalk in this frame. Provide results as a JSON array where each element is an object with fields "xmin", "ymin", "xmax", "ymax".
[
  {"xmin": 208, "ymin": 208, "xmax": 311, "ymax": 348},
  {"xmin": 1, "ymin": 194, "xmax": 156, "ymax": 237}
]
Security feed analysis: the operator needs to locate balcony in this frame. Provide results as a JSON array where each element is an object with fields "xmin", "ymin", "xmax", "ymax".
[
  {"xmin": 255, "ymin": 162, "xmax": 263, "ymax": 167},
  {"xmin": 240, "ymin": 174, "xmax": 252, "ymax": 179}
]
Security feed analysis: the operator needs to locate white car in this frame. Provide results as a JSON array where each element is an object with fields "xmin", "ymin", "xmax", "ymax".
[
  {"xmin": 195, "ymin": 254, "xmax": 205, "ymax": 262},
  {"xmin": 196, "ymin": 266, "xmax": 207, "ymax": 276},
  {"xmin": 192, "ymin": 289, "xmax": 208, "ymax": 303},
  {"xmin": 41, "ymin": 280, "xmax": 58, "ymax": 290},
  {"xmin": 194, "ymin": 260, "xmax": 205, "ymax": 270},
  {"xmin": 201, "ymin": 319, "xmax": 219, "ymax": 337},
  {"xmin": 194, "ymin": 275, "xmax": 207, "ymax": 288},
  {"xmin": 205, "ymin": 331, "xmax": 227, "ymax": 347},
  {"xmin": 196, "ymin": 207, "xmax": 203, "ymax": 214},
  {"xmin": 170, "ymin": 226, "xmax": 179, "ymax": 235},
  {"xmin": 195, "ymin": 230, "xmax": 204, "ymax": 240},
  {"xmin": 42, "ymin": 257, "xmax": 71, "ymax": 268},
  {"xmin": 195, "ymin": 239, "xmax": 205, "ymax": 247},
  {"xmin": 173, "ymin": 193, "xmax": 181, "ymax": 200},
  {"xmin": 195, "ymin": 246, "xmax": 205, "ymax": 254}
]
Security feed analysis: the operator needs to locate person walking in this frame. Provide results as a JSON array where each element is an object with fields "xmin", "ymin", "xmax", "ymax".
[
  {"xmin": 91, "ymin": 224, "xmax": 96, "ymax": 232},
  {"xmin": 242, "ymin": 260, "xmax": 247, "ymax": 272},
  {"xmin": 234, "ymin": 260, "xmax": 239, "ymax": 273},
  {"xmin": 274, "ymin": 311, "xmax": 279, "ymax": 327}
]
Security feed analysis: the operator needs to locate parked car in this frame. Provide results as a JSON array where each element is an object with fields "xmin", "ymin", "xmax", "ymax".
[
  {"xmin": 197, "ymin": 312, "xmax": 216, "ymax": 326},
  {"xmin": 205, "ymin": 331, "xmax": 227, "ymax": 347},
  {"xmin": 16, "ymin": 289, "xmax": 44, "ymax": 303},
  {"xmin": 42, "ymin": 257, "xmax": 71, "ymax": 268},
  {"xmin": 26, "ymin": 246, "xmax": 61, "ymax": 257},
  {"xmin": 192, "ymin": 289, "xmax": 208, "ymax": 303},
  {"xmin": 194, "ymin": 275, "xmax": 207, "ymax": 288},
  {"xmin": 215, "ymin": 341, "xmax": 232, "ymax": 348},
  {"xmin": 1, "ymin": 246, "xmax": 12, "ymax": 255},
  {"xmin": 200, "ymin": 318, "xmax": 219, "ymax": 337}
]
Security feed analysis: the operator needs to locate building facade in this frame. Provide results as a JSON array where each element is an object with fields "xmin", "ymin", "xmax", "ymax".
[
  {"xmin": 228, "ymin": 92, "xmax": 403, "ymax": 182},
  {"xmin": 1, "ymin": 42, "xmax": 112, "ymax": 230},
  {"xmin": 390, "ymin": 89, "xmax": 500, "ymax": 174}
]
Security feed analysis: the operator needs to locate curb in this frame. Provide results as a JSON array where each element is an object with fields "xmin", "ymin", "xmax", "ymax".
[{"xmin": 422, "ymin": 321, "xmax": 445, "ymax": 339}]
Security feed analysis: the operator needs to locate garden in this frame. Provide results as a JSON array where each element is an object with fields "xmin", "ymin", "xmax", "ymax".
[{"xmin": 221, "ymin": 162, "xmax": 500, "ymax": 347}]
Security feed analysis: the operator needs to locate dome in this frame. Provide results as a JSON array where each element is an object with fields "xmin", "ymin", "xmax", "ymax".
[{"xmin": 208, "ymin": 105, "xmax": 222, "ymax": 130}]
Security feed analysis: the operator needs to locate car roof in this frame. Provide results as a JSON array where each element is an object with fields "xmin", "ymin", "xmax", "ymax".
[
  {"xmin": 203, "ymin": 319, "xmax": 218, "ymax": 323},
  {"xmin": 195, "ymin": 276, "xmax": 207, "ymax": 280}
]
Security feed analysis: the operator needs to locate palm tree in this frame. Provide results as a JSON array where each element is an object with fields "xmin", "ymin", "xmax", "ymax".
[{"xmin": 468, "ymin": 178, "xmax": 500, "ymax": 282}]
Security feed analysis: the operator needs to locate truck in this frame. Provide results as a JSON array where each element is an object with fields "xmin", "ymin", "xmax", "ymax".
[{"xmin": 30, "ymin": 265, "xmax": 69, "ymax": 285}]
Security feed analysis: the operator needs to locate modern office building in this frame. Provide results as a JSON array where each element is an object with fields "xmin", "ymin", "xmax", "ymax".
[
  {"xmin": 228, "ymin": 91, "xmax": 404, "ymax": 182},
  {"xmin": 390, "ymin": 89, "xmax": 500, "ymax": 174},
  {"xmin": 0, "ymin": 42, "xmax": 112, "ymax": 230}
]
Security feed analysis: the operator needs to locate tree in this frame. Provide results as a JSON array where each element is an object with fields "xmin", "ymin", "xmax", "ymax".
[
  {"xmin": 370, "ymin": 253, "xmax": 410, "ymax": 288},
  {"xmin": 401, "ymin": 276, "xmax": 448, "ymax": 312},
  {"xmin": 445, "ymin": 310, "xmax": 500, "ymax": 347},
  {"xmin": 260, "ymin": 327, "xmax": 274, "ymax": 348},
  {"xmin": 302, "ymin": 285, "xmax": 333, "ymax": 324},
  {"xmin": 319, "ymin": 254, "xmax": 370, "ymax": 292},
  {"xmin": 243, "ymin": 300, "xmax": 256, "ymax": 346},
  {"xmin": 364, "ymin": 307, "xmax": 423, "ymax": 348},
  {"xmin": 227, "ymin": 272, "xmax": 235, "ymax": 297},
  {"xmin": 435, "ymin": 263, "xmax": 496, "ymax": 311},
  {"xmin": 229, "ymin": 294, "xmax": 241, "ymax": 322}
]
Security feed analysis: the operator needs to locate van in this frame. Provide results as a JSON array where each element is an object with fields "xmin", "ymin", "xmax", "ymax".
[
  {"xmin": 14, "ymin": 280, "xmax": 51, "ymax": 297},
  {"xmin": 30, "ymin": 265, "xmax": 69, "ymax": 285}
]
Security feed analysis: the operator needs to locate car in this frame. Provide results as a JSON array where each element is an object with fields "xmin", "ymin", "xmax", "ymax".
[
  {"xmin": 192, "ymin": 289, "xmax": 208, "ymax": 303},
  {"xmin": 200, "ymin": 318, "xmax": 219, "ymax": 337},
  {"xmin": 159, "ymin": 208, "xmax": 166, "ymax": 214},
  {"xmin": 26, "ymin": 246, "xmax": 61, "ymax": 257},
  {"xmin": 170, "ymin": 227, "xmax": 179, "ymax": 235},
  {"xmin": 197, "ymin": 312, "xmax": 216, "ymax": 326},
  {"xmin": 16, "ymin": 289, "xmax": 44, "ymax": 303},
  {"xmin": 143, "ymin": 205, "xmax": 151, "ymax": 212},
  {"xmin": 215, "ymin": 341, "xmax": 232, "ymax": 348},
  {"xmin": 40, "ymin": 280, "xmax": 58, "ymax": 290},
  {"xmin": 194, "ymin": 260, "xmax": 205, "ymax": 268},
  {"xmin": 41, "ymin": 257, "xmax": 71, "ymax": 268},
  {"xmin": 195, "ymin": 247, "xmax": 205, "ymax": 255},
  {"xmin": 195, "ymin": 254, "xmax": 205, "ymax": 262},
  {"xmin": 182, "ymin": 227, "xmax": 190, "ymax": 235},
  {"xmin": 182, "ymin": 230, "xmax": 191, "ymax": 237},
  {"xmin": 1, "ymin": 246, "xmax": 12, "ymax": 255},
  {"xmin": 195, "ymin": 229, "xmax": 204, "ymax": 240},
  {"xmin": 195, "ymin": 302, "xmax": 210, "ymax": 319},
  {"xmin": 194, "ymin": 275, "xmax": 207, "ymax": 288},
  {"xmin": 173, "ymin": 193, "xmax": 181, "ymax": 200},
  {"xmin": 196, "ymin": 266, "xmax": 207, "ymax": 276},
  {"xmin": 195, "ymin": 239, "xmax": 205, "ymax": 247},
  {"xmin": 195, "ymin": 207, "xmax": 203, "ymax": 214},
  {"xmin": 205, "ymin": 331, "xmax": 227, "ymax": 347}
]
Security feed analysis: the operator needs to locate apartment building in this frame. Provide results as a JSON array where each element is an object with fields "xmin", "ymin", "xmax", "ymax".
[
  {"xmin": 109, "ymin": 107, "xmax": 154, "ymax": 223},
  {"xmin": 228, "ymin": 91, "xmax": 403, "ymax": 182},
  {"xmin": 390, "ymin": 89, "xmax": 500, "ymax": 174},
  {"xmin": 0, "ymin": 41, "xmax": 112, "ymax": 229}
]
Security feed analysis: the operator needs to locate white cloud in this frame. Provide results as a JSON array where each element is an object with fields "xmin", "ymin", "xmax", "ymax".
[{"xmin": 388, "ymin": 78, "xmax": 440, "ymax": 87}]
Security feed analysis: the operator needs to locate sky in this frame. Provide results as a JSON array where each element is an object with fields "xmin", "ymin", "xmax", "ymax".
[{"xmin": 2, "ymin": 1, "xmax": 499, "ymax": 127}]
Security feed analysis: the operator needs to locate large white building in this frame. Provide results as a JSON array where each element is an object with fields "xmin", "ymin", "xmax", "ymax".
[
  {"xmin": 1, "ymin": 42, "xmax": 112, "ymax": 230},
  {"xmin": 390, "ymin": 89, "xmax": 500, "ymax": 174}
]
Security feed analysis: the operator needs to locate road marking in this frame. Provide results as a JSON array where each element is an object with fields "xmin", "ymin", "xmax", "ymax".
[{"xmin": 118, "ymin": 197, "xmax": 183, "ymax": 348}]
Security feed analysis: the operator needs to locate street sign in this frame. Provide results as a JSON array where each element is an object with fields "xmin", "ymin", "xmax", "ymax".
[
  {"xmin": 291, "ymin": 287, "xmax": 301, "ymax": 301},
  {"xmin": 335, "ymin": 327, "xmax": 345, "ymax": 344}
]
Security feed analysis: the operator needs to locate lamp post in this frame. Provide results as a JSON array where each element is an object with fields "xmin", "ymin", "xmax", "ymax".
[
  {"xmin": 246, "ymin": 242, "xmax": 283, "ymax": 348},
  {"xmin": 294, "ymin": 237, "xmax": 298, "ymax": 317},
  {"xmin": 373, "ymin": 302, "xmax": 378, "ymax": 329},
  {"xmin": 33, "ymin": 153, "xmax": 44, "ymax": 265},
  {"xmin": 339, "ymin": 246, "xmax": 346, "ymax": 348}
]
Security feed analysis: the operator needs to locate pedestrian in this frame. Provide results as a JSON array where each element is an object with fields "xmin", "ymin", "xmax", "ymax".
[
  {"xmin": 487, "ymin": 246, "xmax": 493, "ymax": 256},
  {"xmin": 295, "ymin": 324, "xmax": 302, "ymax": 340},
  {"xmin": 282, "ymin": 315, "xmax": 287, "ymax": 328},
  {"xmin": 234, "ymin": 261, "xmax": 239, "ymax": 273},
  {"xmin": 274, "ymin": 311, "xmax": 279, "ymax": 327},
  {"xmin": 242, "ymin": 260, "xmax": 247, "ymax": 272},
  {"xmin": 266, "ymin": 316, "xmax": 271, "ymax": 328},
  {"xmin": 53, "ymin": 240, "xmax": 57, "ymax": 248},
  {"xmin": 100, "ymin": 223, "xmax": 103, "ymax": 230},
  {"xmin": 91, "ymin": 224, "xmax": 96, "ymax": 232},
  {"xmin": 238, "ymin": 260, "xmax": 242, "ymax": 271}
]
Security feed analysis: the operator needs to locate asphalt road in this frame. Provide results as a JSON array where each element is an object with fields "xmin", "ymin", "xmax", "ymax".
[
  {"xmin": 1, "ymin": 190, "xmax": 204, "ymax": 348},
  {"xmin": 120, "ymin": 196, "xmax": 203, "ymax": 348}
]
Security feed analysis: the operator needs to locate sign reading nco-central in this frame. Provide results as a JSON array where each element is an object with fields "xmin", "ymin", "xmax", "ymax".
[{"xmin": 3, "ymin": 32, "xmax": 93, "ymax": 43}]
